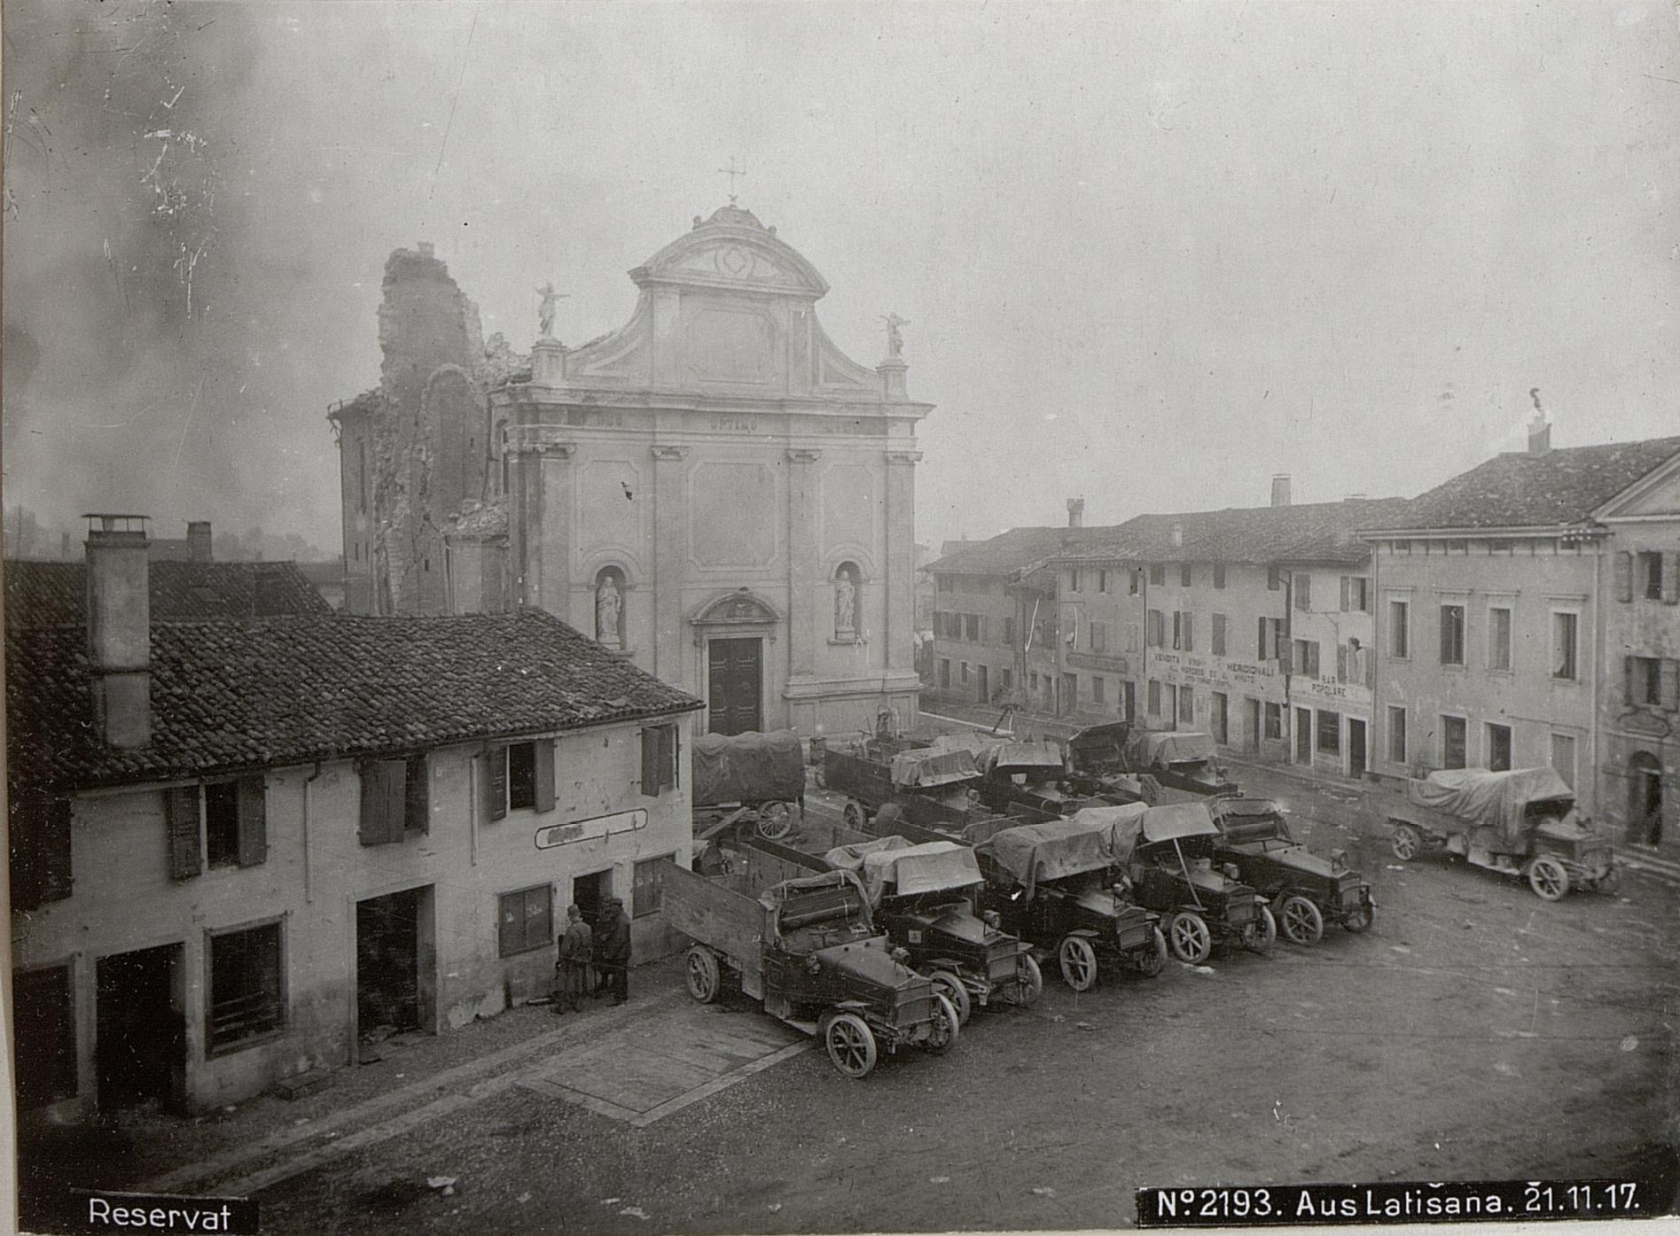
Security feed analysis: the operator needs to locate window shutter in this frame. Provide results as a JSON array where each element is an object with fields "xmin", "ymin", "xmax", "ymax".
[
  {"xmin": 641, "ymin": 727, "xmax": 660, "ymax": 797},
  {"xmin": 405, "ymin": 755, "xmax": 430, "ymax": 832},
  {"xmin": 1257, "ymin": 618, "xmax": 1267, "ymax": 659},
  {"xmin": 661, "ymin": 724, "xmax": 678, "ymax": 789},
  {"xmin": 1337, "ymin": 644, "xmax": 1349, "ymax": 684},
  {"xmin": 1279, "ymin": 642, "xmax": 1294, "ymax": 674},
  {"xmin": 1340, "ymin": 577, "xmax": 1351, "ymax": 612},
  {"xmin": 1665, "ymin": 553, "xmax": 1680, "ymax": 605},
  {"xmin": 1615, "ymin": 551, "xmax": 1633, "ymax": 602},
  {"xmin": 359, "ymin": 760, "xmax": 406, "ymax": 845},
  {"xmin": 166, "ymin": 785, "xmax": 202, "ymax": 880},
  {"xmin": 1296, "ymin": 575, "xmax": 1311, "ymax": 611},
  {"xmin": 488, "ymin": 746, "xmax": 508, "ymax": 821},
  {"xmin": 236, "ymin": 776, "xmax": 267, "ymax": 867},
  {"xmin": 533, "ymin": 740, "xmax": 556, "ymax": 813},
  {"xmin": 1663, "ymin": 658, "xmax": 1680, "ymax": 712}
]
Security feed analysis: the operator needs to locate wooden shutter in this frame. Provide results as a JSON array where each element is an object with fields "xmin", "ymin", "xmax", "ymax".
[
  {"xmin": 1296, "ymin": 575, "xmax": 1311, "ymax": 611},
  {"xmin": 1665, "ymin": 553, "xmax": 1680, "ymax": 605},
  {"xmin": 533, "ymin": 741, "xmax": 556, "ymax": 813},
  {"xmin": 487, "ymin": 746, "xmax": 508, "ymax": 821},
  {"xmin": 1337, "ymin": 644, "xmax": 1349, "ymax": 684},
  {"xmin": 1184, "ymin": 613, "xmax": 1194, "ymax": 651},
  {"xmin": 166, "ymin": 785, "xmax": 202, "ymax": 880},
  {"xmin": 661, "ymin": 724, "xmax": 678, "ymax": 789},
  {"xmin": 641, "ymin": 727, "xmax": 660, "ymax": 797},
  {"xmin": 1366, "ymin": 645, "xmax": 1377, "ymax": 688},
  {"xmin": 1615, "ymin": 551, "xmax": 1633, "ymax": 602},
  {"xmin": 236, "ymin": 776, "xmax": 267, "ymax": 867},
  {"xmin": 1279, "ymin": 641, "xmax": 1294, "ymax": 674},
  {"xmin": 405, "ymin": 755, "xmax": 430, "ymax": 832},
  {"xmin": 359, "ymin": 760, "xmax": 406, "ymax": 845},
  {"xmin": 1340, "ymin": 577, "xmax": 1351, "ymax": 612},
  {"xmin": 1257, "ymin": 618, "xmax": 1267, "ymax": 659},
  {"xmin": 1663, "ymin": 659, "xmax": 1680, "ymax": 712}
]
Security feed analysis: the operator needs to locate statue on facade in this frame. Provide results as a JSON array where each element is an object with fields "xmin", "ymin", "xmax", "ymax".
[
  {"xmin": 596, "ymin": 575, "xmax": 623, "ymax": 647},
  {"xmin": 834, "ymin": 572, "xmax": 856, "ymax": 636},
  {"xmin": 536, "ymin": 282, "xmax": 562, "ymax": 339},
  {"xmin": 882, "ymin": 313, "xmax": 909, "ymax": 359}
]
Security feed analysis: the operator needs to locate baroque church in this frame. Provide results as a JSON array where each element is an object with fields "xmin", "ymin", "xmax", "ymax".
[{"xmin": 331, "ymin": 204, "xmax": 930, "ymax": 737}]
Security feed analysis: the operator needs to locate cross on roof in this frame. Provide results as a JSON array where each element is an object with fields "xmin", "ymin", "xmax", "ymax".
[{"xmin": 717, "ymin": 157, "xmax": 747, "ymax": 204}]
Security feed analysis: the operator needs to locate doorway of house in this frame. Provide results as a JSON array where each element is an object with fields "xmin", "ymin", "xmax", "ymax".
[
  {"xmin": 572, "ymin": 869, "xmax": 613, "ymax": 930},
  {"xmin": 708, "ymin": 637, "xmax": 763, "ymax": 735},
  {"xmin": 357, "ymin": 888, "xmax": 424, "ymax": 1043},
  {"xmin": 1348, "ymin": 718, "xmax": 1368, "ymax": 778},
  {"xmin": 977, "ymin": 664, "xmax": 989, "ymax": 704},
  {"xmin": 1122, "ymin": 680, "xmax": 1136, "ymax": 722},
  {"xmin": 1630, "ymin": 751, "xmax": 1663, "ymax": 846},
  {"xmin": 96, "ymin": 943, "xmax": 184, "ymax": 1111},
  {"xmin": 1295, "ymin": 707, "xmax": 1312, "ymax": 764},
  {"xmin": 1246, "ymin": 698, "xmax": 1262, "ymax": 753},
  {"xmin": 1211, "ymin": 692, "xmax": 1229, "ymax": 746}
]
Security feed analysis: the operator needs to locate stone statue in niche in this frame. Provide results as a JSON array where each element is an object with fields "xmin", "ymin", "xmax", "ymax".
[
  {"xmin": 834, "ymin": 572, "xmax": 856, "ymax": 637},
  {"xmin": 596, "ymin": 575, "xmax": 623, "ymax": 647}
]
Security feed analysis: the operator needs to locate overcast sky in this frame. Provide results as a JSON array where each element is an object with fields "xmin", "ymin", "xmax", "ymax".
[{"xmin": 5, "ymin": 0, "xmax": 1678, "ymax": 555}]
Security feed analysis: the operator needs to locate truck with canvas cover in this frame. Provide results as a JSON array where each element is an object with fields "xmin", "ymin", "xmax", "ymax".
[
  {"xmin": 972, "ymin": 806, "xmax": 1167, "ymax": 992},
  {"xmin": 975, "ymin": 740, "xmax": 1113, "ymax": 818},
  {"xmin": 1208, "ymin": 797, "xmax": 1375, "ymax": 943},
  {"xmin": 1121, "ymin": 803, "xmax": 1275, "ymax": 963},
  {"xmin": 659, "ymin": 860, "xmax": 959, "ymax": 1077},
  {"xmin": 1386, "ymin": 768, "xmax": 1619, "ymax": 900},
  {"xmin": 1121, "ymin": 730, "xmax": 1240, "ymax": 799},
  {"xmin": 822, "ymin": 741, "xmax": 1002, "ymax": 835},
  {"xmin": 691, "ymin": 729, "xmax": 807, "ymax": 842},
  {"xmin": 1060, "ymin": 721, "xmax": 1165, "ymax": 806}
]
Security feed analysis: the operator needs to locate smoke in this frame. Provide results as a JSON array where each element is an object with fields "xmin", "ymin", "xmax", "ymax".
[{"xmin": 2, "ymin": 0, "xmax": 333, "ymax": 549}]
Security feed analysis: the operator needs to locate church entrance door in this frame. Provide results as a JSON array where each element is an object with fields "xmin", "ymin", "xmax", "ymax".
[{"xmin": 708, "ymin": 637, "xmax": 763, "ymax": 735}]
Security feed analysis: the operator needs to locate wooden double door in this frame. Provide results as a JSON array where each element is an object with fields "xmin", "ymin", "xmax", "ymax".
[{"xmin": 708, "ymin": 637, "xmax": 763, "ymax": 736}]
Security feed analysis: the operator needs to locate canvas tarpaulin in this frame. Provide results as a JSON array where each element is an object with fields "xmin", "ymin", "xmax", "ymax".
[
  {"xmin": 890, "ymin": 746, "xmax": 980, "ymax": 789},
  {"xmin": 692, "ymin": 730, "xmax": 806, "ymax": 808},
  {"xmin": 977, "ymin": 805, "xmax": 1145, "ymax": 899},
  {"xmin": 981, "ymin": 741, "xmax": 1065, "ymax": 774},
  {"xmin": 1406, "ymin": 767, "xmax": 1575, "ymax": 847},
  {"xmin": 857, "ymin": 840, "xmax": 983, "ymax": 904},
  {"xmin": 1127, "ymin": 731, "xmax": 1218, "ymax": 768},
  {"xmin": 823, "ymin": 834, "xmax": 914, "ymax": 873}
]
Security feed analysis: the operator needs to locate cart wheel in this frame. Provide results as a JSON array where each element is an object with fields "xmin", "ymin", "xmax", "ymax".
[
  {"xmin": 1278, "ymin": 895, "xmax": 1324, "ymax": 946},
  {"xmin": 685, "ymin": 946, "xmax": 721, "ymax": 1004},
  {"xmin": 843, "ymin": 800, "xmax": 867, "ymax": 831},
  {"xmin": 1343, "ymin": 902, "xmax": 1375, "ymax": 932},
  {"xmin": 1010, "ymin": 953, "xmax": 1044, "ymax": 1005},
  {"xmin": 929, "ymin": 972, "xmax": 972, "ymax": 1026},
  {"xmin": 756, "ymin": 802, "xmax": 794, "ymax": 841},
  {"xmin": 1241, "ymin": 904, "xmax": 1278, "ymax": 955},
  {"xmin": 1136, "ymin": 925, "xmax": 1168, "ymax": 977},
  {"xmin": 924, "ymin": 994, "xmax": 960, "ymax": 1055},
  {"xmin": 1391, "ymin": 823, "xmax": 1422, "ymax": 861},
  {"xmin": 1167, "ymin": 912, "xmax": 1211, "ymax": 964},
  {"xmin": 1057, "ymin": 935, "xmax": 1099, "ymax": 991},
  {"xmin": 824, "ymin": 1012, "xmax": 878, "ymax": 1078},
  {"xmin": 1526, "ymin": 855, "xmax": 1570, "ymax": 901}
]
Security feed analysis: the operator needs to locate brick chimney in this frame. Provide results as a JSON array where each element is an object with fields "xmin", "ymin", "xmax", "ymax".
[
  {"xmin": 1527, "ymin": 414, "xmax": 1551, "ymax": 456},
  {"xmin": 186, "ymin": 520, "xmax": 213, "ymax": 562},
  {"xmin": 1271, "ymin": 474, "xmax": 1292, "ymax": 507},
  {"xmin": 1171, "ymin": 521, "xmax": 1184, "ymax": 548},
  {"xmin": 1067, "ymin": 497, "xmax": 1085, "ymax": 528},
  {"xmin": 84, "ymin": 514, "xmax": 151, "ymax": 749}
]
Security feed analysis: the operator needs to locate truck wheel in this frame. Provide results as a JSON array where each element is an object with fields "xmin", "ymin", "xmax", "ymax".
[
  {"xmin": 685, "ymin": 946, "xmax": 721, "ymax": 1004},
  {"xmin": 1167, "ymin": 912, "xmax": 1211, "ymax": 964},
  {"xmin": 1391, "ymin": 822, "xmax": 1422, "ymax": 861},
  {"xmin": 843, "ymin": 801, "xmax": 867, "ymax": 831},
  {"xmin": 1011, "ymin": 954, "xmax": 1044, "ymax": 1005},
  {"xmin": 1058, "ymin": 936, "xmax": 1099, "ymax": 991},
  {"xmin": 924, "ymin": 994, "xmax": 960, "ymax": 1055},
  {"xmin": 929, "ymin": 972, "xmax": 972, "ymax": 1025},
  {"xmin": 756, "ymin": 802, "xmax": 794, "ymax": 841},
  {"xmin": 1278, "ymin": 895, "xmax": 1324, "ymax": 946},
  {"xmin": 1136, "ymin": 925, "xmax": 1168, "ymax": 977},
  {"xmin": 824, "ymin": 1013, "xmax": 878, "ymax": 1078},
  {"xmin": 1241, "ymin": 904, "xmax": 1278, "ymax": 955},
  {"xmin": 1526, "ymin": 855, "xmax": 1570, "ymax": 901},
  {"xmin": 1343, "ymin": 903, "xmax": 1375, "ymax": 932}
]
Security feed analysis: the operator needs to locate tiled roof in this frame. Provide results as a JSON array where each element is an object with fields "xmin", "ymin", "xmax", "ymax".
[
  {"xmin": 1052, "ymin": 497, "xmax": 1413, "ymax": 567},
  {"xmin": 1365, "ymin": 437, "xmax": 1680, "ymax": 532},
  {"xmin": 927, "ymin": 526, "xmax": 1113, "ymax": 577},
  {"xmin": 6, "ymin": 560, "xmax": 332, "ymax": 630},
  {"xmin": 7, "ymin": 609, "xmax": 702, "ymax": 791}
]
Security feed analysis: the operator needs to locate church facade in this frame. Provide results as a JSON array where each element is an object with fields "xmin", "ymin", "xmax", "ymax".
[{"xmin": 333, "ymin": 205, "xmax": 931, "ymax": 738}]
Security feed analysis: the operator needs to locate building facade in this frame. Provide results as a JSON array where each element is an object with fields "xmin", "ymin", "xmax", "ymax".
[{"xmin": 9, "ymin": 523, "xmax": 701, "ymax": 1119}]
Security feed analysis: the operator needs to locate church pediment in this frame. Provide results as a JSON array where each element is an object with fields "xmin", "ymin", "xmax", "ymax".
[
  {"xmin": 692, "ymin": 587, "xmax": 782, "ymax": 627},
  {"xmin": 633, "ymin": 205, "xmax": 829, "ymax": 299}
]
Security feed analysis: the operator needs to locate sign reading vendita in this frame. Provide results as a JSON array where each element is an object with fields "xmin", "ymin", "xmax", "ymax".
[{"xmin": 535, "ymin": 809, "xmax": 649, "ymax": 850}]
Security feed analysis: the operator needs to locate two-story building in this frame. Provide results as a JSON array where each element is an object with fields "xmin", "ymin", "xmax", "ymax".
[
  {"xmin": 9, "ymin": 518, "xmax": 702, "ymax": 1120},
  {"xmin": 1048, "ymin": 484, "xmax": 1410, "ymax": 775},
  {"xmin": 1363, "ymin": 422, "xmax": 1680, "ymax": 847}
]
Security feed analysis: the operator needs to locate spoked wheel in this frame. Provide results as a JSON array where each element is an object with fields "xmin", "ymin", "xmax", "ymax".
[
  {"xmin": 1058, "ymin": 935, "xmax": 1099, "ymax": 991},
  {"xmin": 1135, "ymin": 925, "xmax": 1168, "ymax": 977},
  {"xmin": 1391, "ymin": 823, "xmax": 1422, "ymax": 861},
  {"xmin": 824, "ymin": 1012, "xmax": 878, "ymax": 1078},
  {"xmin": 1278, "ymin": 895, "xmax": 1324, "ymax": 946},
  {"xmin": 1343, "ymin": 902, "xmax": 1375, "ymax": 932},
  {"xmin": 924, "ymin": 994, "xmax": 960, "ymax": 1055},
  {"xmin": 1008, "ymin": 953, "xmax": 1044, "ymax": 1005},
  {"xmin": 685, "ymin": 946, "xmax": 721, "ymax": 1003},
  {"xmin": 756, "ymin": 802, "xmax": 794, "ymax": 841},
  {"xmin": 929, "ymin": 971, "xmax": 972, "ymax": 1025},
  {"xmin": 1526, "ymin": 855, "xmax": 1570, "ymax": 902},
  {"xmin": 842, "ymin": 801, "xmax": 867, "ymax": 831},
  {"xmin": 1241, "ymin": 904, "xmax": 1278, "ymax": 955},
  {"xmin": 1167, "ymin": 912, "xmax": 1212, "ymax": 964}
]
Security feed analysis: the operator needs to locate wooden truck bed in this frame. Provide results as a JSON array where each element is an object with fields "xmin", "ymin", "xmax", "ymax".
[{"xmin": 659, "ymin": 860, "xmax": 766, "ymax": 997}]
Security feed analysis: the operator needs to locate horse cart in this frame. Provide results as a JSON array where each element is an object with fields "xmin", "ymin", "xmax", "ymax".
[{"xmin": 691, "ymin": 729, "xmax": 806, "ymax": 843}]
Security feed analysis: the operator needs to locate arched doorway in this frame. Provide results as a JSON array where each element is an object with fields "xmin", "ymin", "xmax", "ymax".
[
  {"xmin": 691, "ymin": 589, "xmax": 781, "ymax": 736},
  {"xmin": 1628, "ymin": 751, "xmax": 1663, "ymax": 846}
]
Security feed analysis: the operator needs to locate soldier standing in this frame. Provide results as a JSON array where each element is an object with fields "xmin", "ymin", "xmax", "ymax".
[{"xmin": 554, "ymin": 905, "xmax": 592, "ymax": 1014}]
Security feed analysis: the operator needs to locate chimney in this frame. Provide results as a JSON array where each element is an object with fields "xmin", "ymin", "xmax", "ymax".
[
  {"xmin": 1527, "ymin": 388, "xmax": 1551, "ymax": 455},
  {"xmin": 416, "ymin": 240, "xmax": 435, "ymax": 258},
  {"xmin": 186, "ymin": 520, "xmax": 213, "ymax": 562},
  {"xmin": 1067, "ymin": 497, "xmax": 1085, "ymax": 529},
  {"xmin": 1271, "ymin": 474, "xmax": 1292, "ymax": 507},
  {"xmin": 1170, "ymin": 521, "xmax": 1184, "ymax": 548},
  {"xmin": 84, "ymin": 514, "xmax": 151, "ymax": 749}
]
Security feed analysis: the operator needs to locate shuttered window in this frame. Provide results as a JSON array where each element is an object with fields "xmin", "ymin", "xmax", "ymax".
[
  {"xmin": 1295, "ymin": 574, "xmax": 1312, "ymax": 611},
  {"xmin": 633, "ymin": 856, "xmax": 670, "ymax": 918},
  {"xmin": 1212, "ymin": 612, "xmax": 1227, "ymax": 656},
  {"xmin": 167, "ymin": 785, "xmax": 203, "ymax": 880},
  {"xmin": 499, "ymin": 885, "xmax": 552, "ymax": 957},
  {"xmin": 9, "ymin": 793, "xmax": 73, "ymax": 910},
  {"xmin": 641, "ymin": 724, "xmax": 678, "ymax": 797},
  {"xmin": 1615, "ymin": 551, "xmax": 1633, "ymax": 602},
  {"xmin": 492, "ymin": 741, "xmax": 555, "ymax": 815},
  {"xmin": 208, "ymin": 920, "xmax": 285, "ymax": 1053},
  {"xmin": 359, "ymin": 759, "xmax": 408, "ymax": 845}
]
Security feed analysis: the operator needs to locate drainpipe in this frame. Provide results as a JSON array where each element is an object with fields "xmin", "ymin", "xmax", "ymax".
[
  {"xmin": 303, "ymin": 761, "xmax": 324, "ymax": 903},
  {"xmin": 1369, "ymin": 542, "xmax": 1381, "ymax": 781},
  {"xmin": 1137, "ymin": 565, "xmax": 1148, "ymax": 725},
  {"xmin": 1282, "ymin": 567, "xmax": 1295, "ymax": 763}
]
